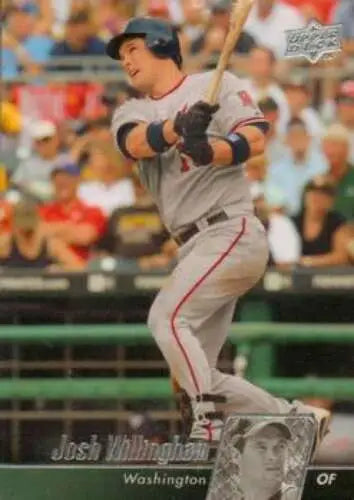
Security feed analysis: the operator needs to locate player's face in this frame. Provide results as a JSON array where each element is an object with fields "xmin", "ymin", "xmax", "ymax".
[
  {"xmin": 240, "ymin": 426, "xmax": 288, "ymax": 488},
  {"xmin": 119, "ymin": 38, "xmax": 157, "ymax": 93}
]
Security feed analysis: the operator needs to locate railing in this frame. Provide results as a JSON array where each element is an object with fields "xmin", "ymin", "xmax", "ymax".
[
  {"xmin": 1, "ymin": 322, "xmax": 353, "ymax": 461},
  {"xmin": 1, "ymin": 322, "xmax": 353, "ymax": 400}
]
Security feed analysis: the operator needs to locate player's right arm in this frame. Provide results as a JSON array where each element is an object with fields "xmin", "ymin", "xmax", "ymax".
[
  {"xmin": 111, "ymin": 99, "xmax": 179, "ymax": 160},
  {"xmin": 123, "ymin": 121, "xmax": 179, "ymax": 159}
]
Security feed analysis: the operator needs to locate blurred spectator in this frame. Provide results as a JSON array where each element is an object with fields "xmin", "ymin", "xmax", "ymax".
[
  {"xmin": 294, "ymin": 177, "xmax": 349, "ymax": 267},
  {"xmin": 0, "ymin": 199, "xmax": 12, "ymax": 236},
  {"xmin": 100, "ymin": 82, "xmax": 141, "ymax": 118},
  {"xmin": 179, "ymin": 0, "xmax": 208, "ymax": 49},
  {"xmin": 50, "ymin": 10, "xmax": 105, "ymax": 57},
  {"xmin": 50, "ymin": 0, "xmax": 74, "ymax": 38},
  {"xmin": 244, "ymin": 0, "xmax": 305, "ymax": 59},
  {"xmin": 190, "ymin": 0, "xmax": 256, "ymax": 70},
  {"xmin": 40, "ymin": 164, "xmax": 106, "ymax": 261},
  {"xmin": 245, "ymin": 153, "xmax": 286, "ymax": 206},
  {"xmin": 283, "ymin": 0, "xmax": 336, "ymax": 22},
  {"xmin": 18, "ymin": 0, "xmax": 54, "ymax": 35},
  {"xmin": 96, "ymin": 171, "xmax": 176, "ymax": 270},
  {"xmin": 49, "ymin": 0, "xmax": 106, "ymax": 38},
  {"xmin": 1, "ymin": 6, "xmax": 54, "ymax": 78},
  {"xmin": 94, "ymin": 0, "xmax": 130, "ymax": 41},
  {"xmin": 0, "ymin": 165, "xmax": 8, "ymax": 194},
  {"xmin": 331, "ymin": 0, "xmax": 354, "ymax": 55},
  {"xmin": 335, "ymin": 81, "xmax": 354, "ymax": 165},
  {"xmin": 268, "ymin": 118, "xmax": 328, "ymax": 215},
  {"xmin": 0, "ymin": 200, "xmax": 84, "ymax": 270},
  {"xmin": 251, "ymin": 183, "xmax": 301, "ymax": 266},
  {"xmin": 322, "ymin": 124, "xmax": 354, "ymax": 220},
  {"xmin": 0, "ymin": 89, "xmax": 22, "ymax": 174},
  {"xmin": 282, "ymin": 78, "xmax": 324, "ymax": 139},
  {"xmin": 147, "ymin": 0, "xmax": 171, "ymax": 20},
  {"xmin": 0, "ymin": 97, "xmax": 22, "ymax": 136},
  {"xmin": 244, "ymin": 47, "xmax": 289, "ymax": 130},
  {"xmin": 70, "ymin": 117, "xmax": 114, "ymax": 167},
  {"xmin": 257, "ymin": 97, "xmax": 287, "ymax": 164},
  {"xmin": 12, "ymin": 120, "xmax": 71, "ymax": 200},
  {"xmin": 346, "ymin": 225, "xmax": 354, "ymax": 264},
  {"xmin": 78, "ymin": 142, "xmax": 135, "ymax": 216}
]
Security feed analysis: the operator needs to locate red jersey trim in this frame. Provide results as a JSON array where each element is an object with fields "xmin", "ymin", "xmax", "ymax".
[
  {"xmin": 230, "ymin": 117, "xmax": 268, "ymax": 133},
  {"xmin": 170, "ymin": 217, "xmax": 247, "ymax": 394},
  {"xmin": 150, "ymin": 75, "xmax": 187, "ymax": 100}
]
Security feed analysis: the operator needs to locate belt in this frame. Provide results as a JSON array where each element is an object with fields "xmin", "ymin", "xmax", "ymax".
[{"xmin": 174, "ymin": 210, "xmax": 229, "ymax": 246}]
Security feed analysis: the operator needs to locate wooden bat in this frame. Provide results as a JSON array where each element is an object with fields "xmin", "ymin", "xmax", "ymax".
[{"xmin": 205, "ymin": 0, "xmax": 255, "ymax": 105}]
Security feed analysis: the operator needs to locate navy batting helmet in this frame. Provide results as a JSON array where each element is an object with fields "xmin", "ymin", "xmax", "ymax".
[{"xmin": 105, "ymin": 17, "xmax": 182, "ymax": 68}]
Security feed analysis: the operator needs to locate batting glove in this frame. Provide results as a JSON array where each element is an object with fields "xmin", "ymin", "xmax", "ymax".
[
  {"xmin": 173, "ymin": 101, "xmax": 219, "ymax": 137},
  {"xmin": 178, "ymin": 135, "xmax": 214, "ymax": 167}
]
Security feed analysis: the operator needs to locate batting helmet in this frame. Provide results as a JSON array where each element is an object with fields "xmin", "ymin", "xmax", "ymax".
[{"xmin": 105, "ymin": 17, "xmax": 182, "ymax": 68}]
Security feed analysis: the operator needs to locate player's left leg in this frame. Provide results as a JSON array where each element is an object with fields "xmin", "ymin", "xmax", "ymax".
[
  {"xmin": 196, "ymin": 300, "xmax": 296, "ymax": 415},
  {"xmin": 196, "ymin": 306, "xmax": 330, "ymax": 455}
]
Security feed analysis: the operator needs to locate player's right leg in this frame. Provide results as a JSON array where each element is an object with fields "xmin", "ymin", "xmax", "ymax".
[{"xmin": 147, "ymin": 256, "xmax": 228, "ymax": 443}]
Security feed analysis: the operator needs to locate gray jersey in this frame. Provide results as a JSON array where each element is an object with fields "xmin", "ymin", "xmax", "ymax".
[{"xmin": 112, "ymin": 71, "xmax": 265, "ymax": 234}]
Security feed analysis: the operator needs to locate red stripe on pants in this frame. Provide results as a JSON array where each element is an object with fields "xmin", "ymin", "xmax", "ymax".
[{"xmin": 170, "ymin": 217, "xmax": 247, "ymax": 394}]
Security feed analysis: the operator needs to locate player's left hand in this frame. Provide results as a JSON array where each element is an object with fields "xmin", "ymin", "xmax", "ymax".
[
  {"xmin": 178, "ymin": 135, "xmax": 214, "ymax": 166},
  {"xmin": 174, "ymin": 101, "xmax": 219, "ymax": 137}
]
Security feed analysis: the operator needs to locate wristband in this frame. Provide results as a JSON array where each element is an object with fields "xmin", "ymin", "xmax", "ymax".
[
  {"xmin": 116, "ymin": 122, "xmax": 138, "ymax": 160},
  {"xmin": 224, "ymin": 132, "xmax": 251, "ymax": 166},
  {"xmin": 146, "ymin": 121, "xmax": 170, "ymax": 153}
]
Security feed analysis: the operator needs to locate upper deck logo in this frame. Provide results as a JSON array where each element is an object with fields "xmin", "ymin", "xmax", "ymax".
[{"xmin": 285, "ymin": 19, "xmax": 342, "ymax": 63}]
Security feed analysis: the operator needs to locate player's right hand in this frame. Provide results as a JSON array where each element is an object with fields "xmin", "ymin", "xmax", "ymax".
[
  {"xmin": 173, "ymin": 101, "xmax": 219, "ymax": 137},
  {"xmin": 178, "ymin": 134, "xmax": 214, "ymax": 167}
]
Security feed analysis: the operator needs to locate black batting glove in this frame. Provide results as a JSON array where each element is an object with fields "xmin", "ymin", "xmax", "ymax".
[
  {"xmin": 178, "ymin": 135, "xmax": 214, "ymax": 167},
  {"xmin": 174, "ymin": 101, "xmax": 219, "ymax": 137}
]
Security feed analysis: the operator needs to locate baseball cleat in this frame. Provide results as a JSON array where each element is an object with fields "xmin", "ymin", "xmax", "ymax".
[
  {"xmin": 189, "ymin": 393, "xmax": 226, "ymax": 445},
  {"xmin": 310, "ymin": 407, "xmax": 331, "ymax": 459},
  {"xmin": 189, "ymin": 416, "xmax": 224, "ymax": 445}
]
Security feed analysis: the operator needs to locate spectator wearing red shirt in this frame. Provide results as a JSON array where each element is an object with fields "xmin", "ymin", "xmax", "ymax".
[
  {"xmin": 283, "ymin": 0, "xmax": 336, "ymax": 22},
  {"xmin": 0, "ymin": 199, "xmax": 12, "ymax": 236},
  {"xmin": 40, "ymin": 163, "xmax": 106, "ymax": 260}
]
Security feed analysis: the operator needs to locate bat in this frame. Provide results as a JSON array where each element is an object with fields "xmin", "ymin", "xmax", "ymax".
[{"xmin": 205, "ymin": 0, "xmax": 255, "ymax": 105}]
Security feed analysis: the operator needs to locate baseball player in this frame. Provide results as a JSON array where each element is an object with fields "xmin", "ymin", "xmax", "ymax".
[{"xmin": 106, "ymin": 17, "xmax": 329, "ymax": 449}]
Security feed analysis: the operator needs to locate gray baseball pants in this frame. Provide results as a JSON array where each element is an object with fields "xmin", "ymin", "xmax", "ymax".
[{"xmin": 148, "ymin": 214, "xmax": 306, "ymax": 415}]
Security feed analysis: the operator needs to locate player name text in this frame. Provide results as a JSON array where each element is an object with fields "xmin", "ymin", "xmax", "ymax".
[{"xmin": 50, "ymin": 434, "xmax": 209, "ymax": 464}]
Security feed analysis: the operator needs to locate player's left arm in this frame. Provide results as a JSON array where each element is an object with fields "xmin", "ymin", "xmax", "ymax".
[
  {"xmin": 180, "ymin": 121, "xmax": 268, "ymax": 167},
  {"xmin": 210, "ymin": 123, "xmax": 267, "ymax": 166}
]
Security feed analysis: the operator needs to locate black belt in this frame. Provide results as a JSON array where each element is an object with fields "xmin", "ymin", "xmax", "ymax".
[{"xmin": 174, "ymin": 210, "xmax": 229, "ymax": 246}]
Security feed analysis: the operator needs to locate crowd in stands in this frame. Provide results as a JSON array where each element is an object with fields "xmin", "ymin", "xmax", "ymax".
[{"xmin": 1, "ymin": 0, "xmax": 354, "ymax": 273}]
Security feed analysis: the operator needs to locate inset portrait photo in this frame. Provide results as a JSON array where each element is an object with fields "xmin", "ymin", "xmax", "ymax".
[{"xmin": 207, "ymin": 414, "xmax": 316, "ymax": 500}]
